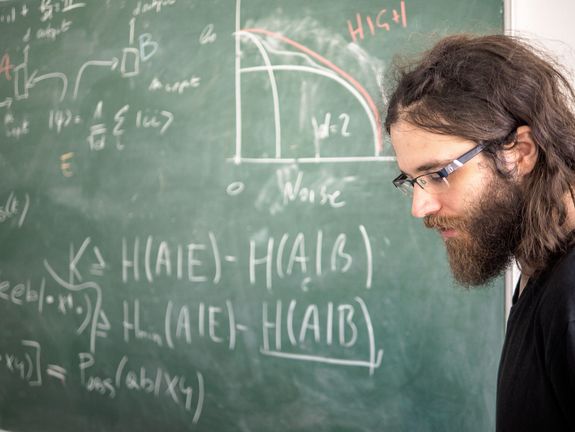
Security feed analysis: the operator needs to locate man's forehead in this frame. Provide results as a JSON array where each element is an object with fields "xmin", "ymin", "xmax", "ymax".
[
  {"xmin": 390, "ymin": 121, "xmax": 466, "ymax": 150},
  {"xmin": 390, "ymin": 122, "xmax": 475, "ymax": 175}
]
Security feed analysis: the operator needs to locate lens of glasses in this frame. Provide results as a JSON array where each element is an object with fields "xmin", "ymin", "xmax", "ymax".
[
  {"xmin": 416, "ymin": 173, "xmax": 449, "ymax": 194},
  {"xmin": 393, "ymin": 172, "xmax": 451, "ymax": 196},
  {"xmin": 397, "ymin": 182, "xmax": 414, "ymax": 195}
]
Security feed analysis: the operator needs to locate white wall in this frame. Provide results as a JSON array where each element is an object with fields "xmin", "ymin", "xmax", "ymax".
[{"xmin": 507, "ymin": 0, "xmax": 575, "ymax": 78}]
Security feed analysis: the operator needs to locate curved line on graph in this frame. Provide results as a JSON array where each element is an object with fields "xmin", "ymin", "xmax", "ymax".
[
  {"xmin": 241, "ymin": 65, "xmax": 379, "ymax": 157},
  {"xmin": 258, "ymin": 38, "xmax": 331, "ymax": 73},
  {"xmin": 242, "ymin": 28, "xmax": 383, "ymax": 154},
  {"xmin": 238, "ymin": 31, "xmax": 282, "ymax": 158}
]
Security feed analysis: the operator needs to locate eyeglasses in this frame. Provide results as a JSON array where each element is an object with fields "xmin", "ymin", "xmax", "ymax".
[{"xmin": 392, "ymin": 142, "xmax": 487, "ymax": 195}]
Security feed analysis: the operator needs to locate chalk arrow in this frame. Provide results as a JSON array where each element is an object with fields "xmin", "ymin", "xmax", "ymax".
[
  {"xmin": 25, "ymin": 69, "xmax": 37, "ymax": 88},
  {"xmin": 73, "ymin": 57, "xmax": 119, "ymax": 99},
  {"xmin": 27, "ymin": 70, "xmax": 68, "ymax": 101}
]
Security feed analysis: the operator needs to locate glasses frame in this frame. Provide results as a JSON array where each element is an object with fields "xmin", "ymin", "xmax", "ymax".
[{"xmin": 392, "ymin": 142, "xmax": 487, "ymax": 195}]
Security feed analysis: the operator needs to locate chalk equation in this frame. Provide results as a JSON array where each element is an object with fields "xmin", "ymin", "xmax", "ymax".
[
  {"xmin": 261, "ymin": 297, "xmax": 383, "ymax": 375},
  {"xmin": 0, "ymin": 339, "xmax": 205, "ymax": 423},
  {"xmin": 0, "ymin": 221, "xmax": 385, "ymax": 422},
  {"xmin": 80, "ymin": 352, "xmax": 205, "ymax": 423},
  {"xmin": 119, "ymin": 226, "xmax": 373, "ymax": 291},
  {"xmin": 0, "ymin": 0, "xmax": 399, "ymax": 428}
]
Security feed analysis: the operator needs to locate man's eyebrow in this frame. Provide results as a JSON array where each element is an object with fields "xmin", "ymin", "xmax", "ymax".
[
  {"xmin": 416, "ymin": 160, "xmax": 451, "ymax": 173},
  {"xmin": 401, "ymin": 159, "xmax": 453, "ymax": 177}
]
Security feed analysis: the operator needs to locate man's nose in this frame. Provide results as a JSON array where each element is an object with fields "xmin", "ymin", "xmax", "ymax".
[{"xmin": 411, "ymin": 185, "xmax": 441, "ymax": 218}]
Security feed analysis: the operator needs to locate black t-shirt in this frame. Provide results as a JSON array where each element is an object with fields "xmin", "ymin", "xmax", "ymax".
[{"xmin": 497, "ymin": 247, "xmax": 575, "ymax": 431}]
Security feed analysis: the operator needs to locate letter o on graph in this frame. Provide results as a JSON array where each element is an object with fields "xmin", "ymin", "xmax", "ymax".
[{"xmin": 226, "ymin": 181, "xmax": 245, "ymax": 196}]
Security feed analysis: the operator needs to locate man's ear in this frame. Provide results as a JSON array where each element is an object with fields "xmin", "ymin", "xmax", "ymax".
[{"xmin": 504, "ymin": 125, "xmax": 538, "ymax": 178}]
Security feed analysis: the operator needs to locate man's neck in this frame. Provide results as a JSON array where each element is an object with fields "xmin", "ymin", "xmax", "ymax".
[{"xmin": 519, "ymin": 274, "xmax": 529, "ymax": 296}]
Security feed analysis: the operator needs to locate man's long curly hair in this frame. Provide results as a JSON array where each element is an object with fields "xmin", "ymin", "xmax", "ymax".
[{"xmin": 384, "ymin": 34, "xmax": 575, "ymax": 276}]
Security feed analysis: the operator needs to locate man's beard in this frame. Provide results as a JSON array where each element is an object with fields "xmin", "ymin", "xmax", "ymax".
[{"xmin": 424, "ymin": 175, "xmax": 524, "ymax": 287}]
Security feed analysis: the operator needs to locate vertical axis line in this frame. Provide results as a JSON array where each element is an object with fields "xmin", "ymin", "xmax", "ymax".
[{"xmin": 234, "ymin": 0, "xmax": 242, "ymax": 164}]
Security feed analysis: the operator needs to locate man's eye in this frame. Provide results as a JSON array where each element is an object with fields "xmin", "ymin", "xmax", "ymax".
[{"xmin": 424, "ymin": 173, "xmax": 444, "ymax": 184}]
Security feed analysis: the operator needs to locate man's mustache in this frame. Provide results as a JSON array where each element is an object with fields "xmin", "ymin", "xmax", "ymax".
[{"xmin": 424, "ymin": 214, "xmax": 467, "ymax": 231}]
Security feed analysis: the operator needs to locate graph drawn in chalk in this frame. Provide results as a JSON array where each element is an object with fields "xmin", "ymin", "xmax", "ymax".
[{"xmin": 233, "ymin": 0, "xmax": 395, "ymax": 165}]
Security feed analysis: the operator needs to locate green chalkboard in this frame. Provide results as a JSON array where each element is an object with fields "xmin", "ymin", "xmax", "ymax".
[{"xmin": 0, "ymin": 1, "xmax": 503, "ymax": 431}]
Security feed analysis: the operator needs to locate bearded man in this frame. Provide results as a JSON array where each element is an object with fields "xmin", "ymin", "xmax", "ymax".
[{"xmin": 385, "ymin": 34, "xmax": 575, "ymax": 431}]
